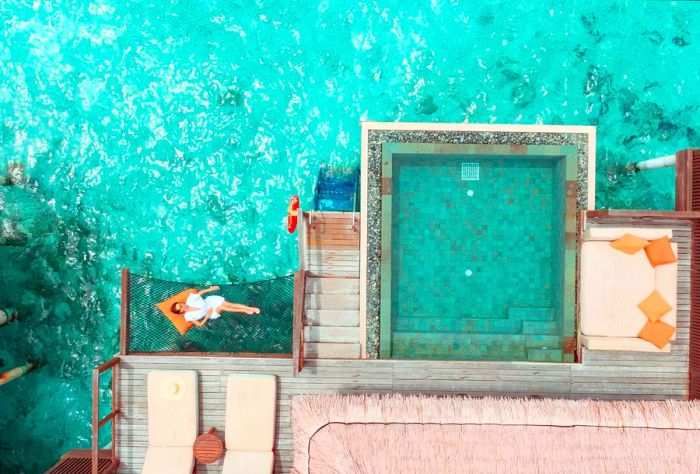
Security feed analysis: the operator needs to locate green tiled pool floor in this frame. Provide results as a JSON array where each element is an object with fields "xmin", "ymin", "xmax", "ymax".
[{"xmin": 388, "ymin": 154, "xmax": 567, "ymax": 361}]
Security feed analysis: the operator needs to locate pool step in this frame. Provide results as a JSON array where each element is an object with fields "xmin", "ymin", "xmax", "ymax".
[
  {"xmin": 391, "ymin": 332, "xmax": 563, "ymax": 361},
  {"xmin": 522, "ymin": 320, "xmax": 560, "ymax": 336},
  {"xmin": 393, "ymin": 317, "xmax": 560, "ymax": 336},
  {"xmin": 506, "ymin": 306, "xmax": 555, "ymax": 321},
  {"xmin": 394, "ymin": 317, "xmax": 522, "ymax": 334},
  {"xmin": 527, "ymin": 348, "xmax": 564, "ymax": 362}
]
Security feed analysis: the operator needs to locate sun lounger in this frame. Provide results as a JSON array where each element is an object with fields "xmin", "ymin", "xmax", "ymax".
[
  {"xmin": 141, "ymin": 370, "xmax": 198, "ymax": 474},
  {"xmin": 222, "ymin": 374, "xmax": 277, "ymax": 474}
]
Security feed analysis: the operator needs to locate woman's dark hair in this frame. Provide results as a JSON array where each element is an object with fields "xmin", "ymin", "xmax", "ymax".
[{"xmin": 171, "ymin": 302, "xmax": 184, "ymax": 314}]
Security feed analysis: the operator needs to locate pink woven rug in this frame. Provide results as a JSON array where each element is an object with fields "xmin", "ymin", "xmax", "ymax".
[{"xmin": 292, "ymin": 395, "xmax": 700, "ymax": 474}]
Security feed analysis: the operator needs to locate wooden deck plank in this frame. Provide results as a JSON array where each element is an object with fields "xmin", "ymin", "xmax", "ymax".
[
  {"xmin": 303, "ymin": 342, "xmax": 362, "ymax": 359},
  {"xmin": 305, "ymin": 277, "xmax": 360, "ymax": 295},
  {"xmin": 305, "ymin": 293, "xmax": 360, "ymax": 310},
  {"xmin": 305, "ymin": 309, "xmax": 360, "ymax": 327},
  {"xmin": 303, "ymin": 325, "xmax": 360, "ymax": 343}
]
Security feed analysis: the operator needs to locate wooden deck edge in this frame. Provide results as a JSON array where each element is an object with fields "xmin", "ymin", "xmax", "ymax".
[
  {"xmin": 586, "ymin": 210, "xmax": 700, "ymax": 220},
  {"xmin": 126, "ymin": 351, "xmax": 292, "ymax": 358}
]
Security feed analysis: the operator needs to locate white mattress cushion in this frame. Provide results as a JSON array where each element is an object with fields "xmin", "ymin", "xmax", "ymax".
[
  {"xmin": 147, "ymin": 370, "xmax": 198, "ymax": 447},
  {"xmin": 583, "ymin": 227, "xmax": 672, "ymax": 241},
  {"xmin": 580, "ymin": 241, "xmax": 654, "ymax": 337},
  {"xmin": 655, "ymin": 255, "xmax": 678, "ymax": 332},
  {"xmin": 225, "ymin": 374, "xmax": 277, "ymax": 451},
  {"xmin": 580, "ymin": 335, "xmax": 671, "ymax": 353},
  {"xmin": 580, "ymin": 241, "xmax": 678, "ymax": 339},
  {"xmin": 221, "ymin": 450, "xmax": 274, "ymax": 474},
  {"xmin": 141, "ymin": 446, "xmax": 195, "ymax": 474}
]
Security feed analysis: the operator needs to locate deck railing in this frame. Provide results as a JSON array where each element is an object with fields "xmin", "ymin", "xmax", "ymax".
[
  {"xmin": 293, "ymin": 211, "xmax": 309, "ymax": 376},
  {"xmin": 92, "ymin": 356, "xmax": 120, "ymax": 474},
  {"xmin": 675, "ymin": 148, "xmax": 700, "ymax": 400}
]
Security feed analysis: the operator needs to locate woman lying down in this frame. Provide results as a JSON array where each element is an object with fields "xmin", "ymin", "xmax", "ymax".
[{"xmin": 171, "ymin": 285, "xmax": 260, "ymax": 327}]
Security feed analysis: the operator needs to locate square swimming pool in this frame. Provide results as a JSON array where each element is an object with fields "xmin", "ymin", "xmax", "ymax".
[{"xmin": 379, "ymin": 143, "xmax": 578, "ymax": 362}]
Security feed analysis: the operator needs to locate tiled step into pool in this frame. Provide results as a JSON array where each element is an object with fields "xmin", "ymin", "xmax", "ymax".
[{"xmin": 392, "ymin": 305, "xmax": 564, "ymax": 362}]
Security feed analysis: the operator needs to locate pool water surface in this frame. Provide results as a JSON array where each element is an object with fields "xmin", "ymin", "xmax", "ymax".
[{"xmin": 387, "ymin": 153, "xmax": 571, "ymax": 361}]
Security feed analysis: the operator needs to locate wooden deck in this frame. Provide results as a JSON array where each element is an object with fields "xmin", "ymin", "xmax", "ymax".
[
  {"xmin": 116, "ymin": 349, "xmax": 690, "ymax": 474},
  {"xmin": 113, "ymin": 214, "xmax": 694, "ymax": 473}
]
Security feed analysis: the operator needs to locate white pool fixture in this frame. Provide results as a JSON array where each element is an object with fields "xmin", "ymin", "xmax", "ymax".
[
  {"xmin": 465, "ymin": 269, "xmax": 473, "ymax": 277},
  {"xmin": 461, "ymin": 162, "xmax": 480, "ymax": 181},
  {"xmin": 467, "ymin": 189, "xmax": 474, "ymax": 197},
  {"xmin": 633, "ymin": 154, "xmax": 676, "ymax": 171}
]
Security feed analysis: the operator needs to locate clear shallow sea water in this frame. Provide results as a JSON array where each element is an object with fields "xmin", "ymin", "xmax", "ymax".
[{"xmin": 0, "ymin": 0, "xmax": 698, "ymax": 471}]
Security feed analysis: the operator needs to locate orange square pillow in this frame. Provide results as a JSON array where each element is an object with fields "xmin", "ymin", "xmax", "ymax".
[
  {"xmin": 610, "ymin": 233, "xmax": 649, "ymax": 255},
  {"xmin": 637, "ymin": 290, "xmax": 672, "ymax": 322},
  {"xmin": 638, "ymin": 321, "xmax": 676, "ymax": 349},
  {"xmin": 156, "ymin": 288, "xmax": 197, "ymax": 335},
  {"xmin": 644, "ymin": 236, "xmax": 677, "ymax": 267}
]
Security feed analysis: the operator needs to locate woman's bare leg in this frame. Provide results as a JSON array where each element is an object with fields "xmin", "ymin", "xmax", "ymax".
[{"xmin": 220, "ymin": 302, "xmax": 260, "ymax": 315}]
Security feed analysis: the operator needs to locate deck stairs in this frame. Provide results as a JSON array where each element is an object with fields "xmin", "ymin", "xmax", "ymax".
[{"xmin": 302, "ymin": 212, "xmax": 361, "ymax": 359}]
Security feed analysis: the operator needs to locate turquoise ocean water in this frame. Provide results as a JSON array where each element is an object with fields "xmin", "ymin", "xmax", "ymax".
[{"xmin": 0, "ymin": 0, "xmax": 698, "ymax": 471}]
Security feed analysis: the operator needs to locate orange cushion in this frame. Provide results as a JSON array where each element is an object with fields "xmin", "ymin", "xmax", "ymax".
[
  {"xmin": 638, "ymin": 321, "xmax": 676, "ymax": 349},
  {"xmin": 609, "ymin": 233, "xmax": 649, "ymax": 255},
  {"xmin": 637, "ymin": 290, "xmax": 673, "ymax": 322},
  {"xmin": 156, "ymin": 288, "xmax": 197, "ymax": 335},
  {"xmin": 644, "ymin": 236, "xmax": 677, "ymax": 267}
]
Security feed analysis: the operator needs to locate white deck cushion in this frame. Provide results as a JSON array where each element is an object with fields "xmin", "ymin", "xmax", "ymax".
[
  {"xmin": 146, "ymin": 370, "xmax": 198, "ymax": 447},
  {"xmin": 225, "ymin": 374, "xmax": 277, "ymax": 452},
  {"xmin": 142, "ymin": 447, "xmax": 195, "ymax": 474},
  {"xmin": 583, "ymin": 227, "xmax": 672, "ymax": 241},
  {"xmin": 580, "ymin": 240, "xmax": 677, "ymax": 342},
  {"xmin": 655, "ymin": 257, "xmax": 678, "ymax": 330},
  {"xmin": 222, "ymin": 451, "xmax": 274, "ymax": 474},
  {"xmin": 581, "ymin": 335, "xmax": 671, "ymax": 353},
  {"xmin": 580, "ymin": 241, "xmax": 654, "ymax": 337}
]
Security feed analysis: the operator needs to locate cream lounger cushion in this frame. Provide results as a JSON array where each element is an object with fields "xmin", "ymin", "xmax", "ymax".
[
  {"xmin": 142, "ymin": 446, "xmax": 196, "ymax": 474},
  {"xmin": 580, "ymin": 335, "xmax": 671, "ymax": 353},
  {"xmin": 583, "ymin": 227, "xmax": 672, "ymax": 241},
  {"xmin": 222, "ymin": 451, "xmax": 275, "ymax": 474},
  {"xmin": 142, "ymin": 370, "xmax": 198, "ymax": 474},
  {"xmin": 222, "ymin": 374, "xmax": 277, "ymax": 474}
]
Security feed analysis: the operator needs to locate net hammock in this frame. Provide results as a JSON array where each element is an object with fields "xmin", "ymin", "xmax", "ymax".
[{"xmin": 127, "ymin": 272, "xmax": 293, "ymax": 353}]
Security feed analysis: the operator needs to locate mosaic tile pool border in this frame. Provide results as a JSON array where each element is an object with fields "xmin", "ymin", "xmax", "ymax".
[{"xmin": 362, "ymin": 125, "xmax": 593, "ymax": 359}]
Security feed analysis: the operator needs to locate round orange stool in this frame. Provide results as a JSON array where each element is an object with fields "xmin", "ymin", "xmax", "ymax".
[{"xmin": 193, "ymin": 427, "xmax": 224, "ymax": 464}]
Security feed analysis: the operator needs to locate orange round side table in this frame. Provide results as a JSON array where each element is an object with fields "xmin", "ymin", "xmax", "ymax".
[{"xmin": 193, "ymin": 427, "xmax": 225, "ymax": 464}]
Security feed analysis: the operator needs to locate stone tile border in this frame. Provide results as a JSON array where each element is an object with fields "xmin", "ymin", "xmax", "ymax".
[{"xmin": 359, "ymin": 122, "xmax": 596, "ymax": 359}]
